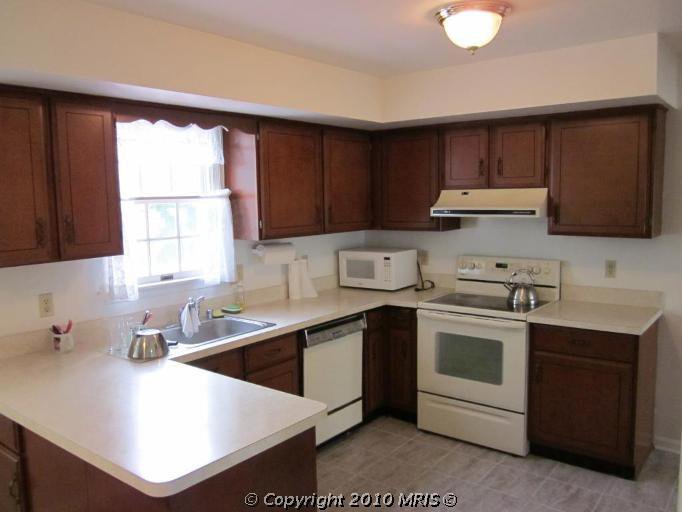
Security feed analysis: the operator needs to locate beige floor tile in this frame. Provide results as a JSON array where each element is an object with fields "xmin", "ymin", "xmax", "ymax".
[
  {"xmin": 350, "ymin": 426, "xmax": 412, "ymax": 455},
  {"xmin": 533, "ymin": 478, "xmax": 602, "ymax": 512},
  {"xmin": 455, "ymin": 441, "xmax": 510, "ymax": 462},
  {"xmin": 391, "ymin": 438, "xmax": 451, "ymax": 469},
  {"xmin": 500, "ymin": 453, "xmax": 559, "ymax": 477},
  {"xmin": 547, "ymin": 462, "xmax": 620, "ymax": 493},
  {"xmin": 359, "ymin": 456, "xmax": 427, "ymax": 488},
  {"xmin": 434, "ymin": 452, "xmax": 499, "ymax": 483},
  {"xmin": 479, "ymin": 465, "xmax": 546, "ymax": 499},
  {"xmin": 604, "ymin": 468, "xmax": 675, "ymax": 509},
  {"xmin": 414, "ymin": 429, "xmax": 464, "ymax": 451},
  {"xmin": 593, "ymin": 494, "xmax": 661, "ymax": 512},
  {"xmin": 372, "ymin": 416, "xmax": 419, "ymax": 438}
]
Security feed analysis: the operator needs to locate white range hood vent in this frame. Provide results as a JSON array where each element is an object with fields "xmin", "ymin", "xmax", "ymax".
[{"xmin": 431, "ymin": 188, "xmax": 548, "ymax": 218}]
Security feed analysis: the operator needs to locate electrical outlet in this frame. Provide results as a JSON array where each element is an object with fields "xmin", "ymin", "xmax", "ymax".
[
  {"xmin": 38, "ymin": 293, "xmax": 54, "ymax": 318},
  {"xmin": 418, "ymin": 250, "xmax": 429, "ymax": 266},
  {"xmin": 605, "ymin": 260, "xmax": 617, "ymax": 278}
]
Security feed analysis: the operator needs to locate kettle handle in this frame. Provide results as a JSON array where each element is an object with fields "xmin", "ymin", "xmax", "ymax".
[{"xmin": 506, "ymin": 269, "xmax": 535, "ymax": 290}]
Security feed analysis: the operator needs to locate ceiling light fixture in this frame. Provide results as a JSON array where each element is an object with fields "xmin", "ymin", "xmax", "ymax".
[{"xmin": 435, "ymin": 1, "xmax": 512, "ymax": 54}]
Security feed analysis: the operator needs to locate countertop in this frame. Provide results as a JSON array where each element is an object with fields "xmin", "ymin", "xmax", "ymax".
[
  {"xmin": 527, "ymin": 300, "xmax": 662, "ymax": 335},
  {"xmin": 0, "ymin": 285, "xmax": 449, "ymax": 498}
]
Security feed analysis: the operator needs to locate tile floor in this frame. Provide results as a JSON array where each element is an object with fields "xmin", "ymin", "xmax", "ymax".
[{"xmin": 317, "ymin": 417, "xmax": 679, "ymax": 511}]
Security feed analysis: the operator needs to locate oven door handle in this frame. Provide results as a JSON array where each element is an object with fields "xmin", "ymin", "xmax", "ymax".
[{"xmin": 417, "ymin": 310, "xmax": 527, "ymax": 329}]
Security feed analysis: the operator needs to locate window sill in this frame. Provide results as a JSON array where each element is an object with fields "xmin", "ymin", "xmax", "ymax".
[{"xmin": 138, "ymin": 277, "xmax": 206, "ymax": 297}]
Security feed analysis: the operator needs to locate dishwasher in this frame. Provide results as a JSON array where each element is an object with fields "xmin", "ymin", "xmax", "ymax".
[{"xmin": 303, "ymin": 313, "xmax": 366, "ymax": 445}]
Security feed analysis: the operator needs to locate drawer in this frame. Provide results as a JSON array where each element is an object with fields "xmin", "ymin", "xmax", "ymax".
[
  {"xmin": 365, "ymin": 309, "xmax": 385, "ymax": 331},
  {"xmin": 191, "ymin": 348, "xmax": 244, "ymax": 379},
  {"xmin": 0, "ymin": 415, "xmax": 19, "ymax": 453},
  {"xmin": 245, "ymin": 333, "xmax": 298, "ymax": 373},
  {"xmin": 532, "ymin": 324, "xmax": 636, "ymax": 363},
  {"xmin": 388, "ymin": 307, "xmax": 413, "ymax": 330},
  {"xmin": 246, "ymin": 358, "xmax": 300, "ymax": 395}
]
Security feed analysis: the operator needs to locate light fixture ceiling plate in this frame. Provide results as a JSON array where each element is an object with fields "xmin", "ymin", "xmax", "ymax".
[{"xmin": 435, "ymin": 1, "xmax": 512, "ymax": 25}]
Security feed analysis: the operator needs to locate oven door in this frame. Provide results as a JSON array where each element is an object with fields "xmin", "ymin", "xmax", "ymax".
[{"xmin": 417, "ymin": 309, "xmax": 528, "ymax": 413}]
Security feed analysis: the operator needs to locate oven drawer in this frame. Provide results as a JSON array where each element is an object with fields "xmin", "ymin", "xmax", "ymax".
[
  {"xmin": 531, "ymin": 324, "xmax": 636, "ymax": 363},
  {"xmin": 418, "ymin": 392, "xmax": 528, "ymax": 456}
]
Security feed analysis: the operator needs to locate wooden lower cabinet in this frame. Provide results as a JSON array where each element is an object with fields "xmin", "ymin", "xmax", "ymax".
[
  {"xmin": 21, "ymin": 426, "xmax": 316, "ymax": 512},
  {"xmin": 188, "ymin": 333, "xmax": 301, "ymax": 396},
  {"xmin": 246, "ymin": 359, "xmax": 300, "ymax": 395},
  {"xmin": 529, "ymin": 322, "xmax": 658, "ymax": 477},
  {"xmin": 363, "ymin": 309, "xmax": 388, "ymax": 417},
  {"xmin": 0, "ymin": 445, "xmax": 24, "ymax": 512}
]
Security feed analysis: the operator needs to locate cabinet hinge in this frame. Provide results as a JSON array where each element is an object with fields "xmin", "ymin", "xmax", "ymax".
[
  {"xmin": 256, "ymin": 133, "xmax": 260, "ymax": 141},
  {"xmin": 258, "ymin": 219, "xmax": 263, "ymax": 229}
]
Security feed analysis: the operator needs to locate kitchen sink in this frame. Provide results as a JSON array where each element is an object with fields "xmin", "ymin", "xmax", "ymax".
[{"xmin": 162, "ymin": 317, "xmax": 275, "ymax": 347}]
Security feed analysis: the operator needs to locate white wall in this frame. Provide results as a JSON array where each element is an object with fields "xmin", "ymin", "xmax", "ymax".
[
  {"xmin": 367, "ymin": 65, "xmax": 682, "ymax": 448},
  {"xmin": 0, "ymin": 232, "xmax": 364, "ymax": 339}
]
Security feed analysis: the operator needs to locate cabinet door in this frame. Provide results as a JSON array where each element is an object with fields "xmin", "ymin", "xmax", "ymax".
[
  {"xmin": 549, "ymin": 114, "xmax": 652, "ymax": 237},
  {"xmin": 190, "ymin": 349, "xmax": 244, "ymax": 380},
  {"xmin": 323, "ymin": 130, "xmax": 372, "ymax": 233},
  {"xmin": 490, "ymin": 122, "xmax": 546, "ymax": 188},
  {"xmin": 52, "ymin": 102, "xmax": 122, "ymax": 259},
  {"xmin": 247, "ymin": 359, "xmax": 300, "ymax": 395},
  {"xmin": 442, "ymin": 126, "xmax": 489, "ymax": 189},
  {"xmin": 387, "ymin": 309, "xmax": 417, "ymax": 414},
  {"xmin": 0, "ymin": 95, "xmax": 58, "ymax": 267},
  {"xmin": 529, "ymin": 351, "xmax": 633, "ymax": 464},
  {"xmin": 381, "ymin": 130, "xmax": 440, "ymax": 230},
  {"xmin": 363, "ymin": 312, "xmax": 388, "ymax": 417},
  {"xmin": 258, "ymin": 122, "xmax": 323, "ymax": 239},
  {"xmin": 0, "ymin": 446, "xmax": 24, "ymax": 512}
]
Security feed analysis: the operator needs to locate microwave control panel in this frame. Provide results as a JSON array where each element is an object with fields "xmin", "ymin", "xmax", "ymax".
[{"xmin": 383, "ymin": 257, "xmax": 391, "ymax": 282}]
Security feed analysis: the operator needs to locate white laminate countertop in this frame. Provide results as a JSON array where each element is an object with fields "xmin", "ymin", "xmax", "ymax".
[
  {"xmin": 527, "ymin": 300, "xmax": 662, "ymax": 335},
  {"xmin": 0, "ymin": 286, "xmax": 450, "ymax": 498}
]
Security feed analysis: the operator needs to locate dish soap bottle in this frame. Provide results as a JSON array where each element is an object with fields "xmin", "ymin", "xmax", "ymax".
[{"xmin": 235, "ymin": 281, "xmax": 246, "ymax": 310}]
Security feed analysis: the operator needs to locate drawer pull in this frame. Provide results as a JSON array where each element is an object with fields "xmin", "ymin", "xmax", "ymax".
[
  {"xmin": 64, "ymin": 215, "xmax": 76, "ymax": 245},
  {"xmin": 8, "ymin": 471, "xmax": 20, "ymax": 508},
  {"xmin": 35, "ymin": 218, "xmax": 47, "ymax": 248},
  {"xmin": 478, "ymin": 158, "xmax": 485, "ymax": 176}
]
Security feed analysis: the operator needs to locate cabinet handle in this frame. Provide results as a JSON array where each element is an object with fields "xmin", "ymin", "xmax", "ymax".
[
  {"xmin": 497, "ymin": 157, "xmax": 503, "ymax": 176},
  {"xmin": 534, "ymin": 364, "xmax": 543, "ymax": 383},
  {"xmin": 478, "ymin": 159, "xmax": 485, "ymax": 176},
  {"xmin": 35, "ymin": 218, "xmax": 47, "ymax": 248},
  {"xmin": 64, "ymin": 215, "xmax": 76, "ymax": 245}
]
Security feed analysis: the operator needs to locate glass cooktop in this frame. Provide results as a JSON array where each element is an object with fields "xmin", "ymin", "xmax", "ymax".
[{"xmin": 424, "ymin": 293, "xmax": 548, "ymax": 314}]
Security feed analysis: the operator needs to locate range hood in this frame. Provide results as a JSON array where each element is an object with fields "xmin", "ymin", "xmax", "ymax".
[{"xmin": 431, "ymin": 188, "xmax": 548, "ymax": 218}]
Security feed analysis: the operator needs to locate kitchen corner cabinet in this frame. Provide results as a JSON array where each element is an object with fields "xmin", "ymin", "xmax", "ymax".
[
  {"xmin": 53, "ymin": 102, "xmax": 122, "ymax": 260},
  {"xmin": 0, "ymin": 94, "xmax": 58, "ymax": 267},
  {"xmin": 258, "ymin": 122, "xmax": 324, "ymax": 239},
  {"xmin": 323, "ymin": 129, "xmax": 372, "ymax": 233},
  {"xmin": 548, "ymin": 108, "xmax": 665, "ymax": 238},
  {"xmin": 0, "ymin": 416, "xmax": 25, "ymax": 512},
  {"xmin": 380, "ymin": 130, "xmax": 460, "ymax": 232},
  {"xmin": 529, "ymin": 322, "xmax": 658, "ymax": 477}
]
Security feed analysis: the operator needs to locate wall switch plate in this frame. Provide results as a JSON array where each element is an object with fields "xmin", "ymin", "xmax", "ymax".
[
  {"xmin": 605, "ymin": 260, "xmax": 617, "ymax": 278},
  {"xmin": 418, "ymin": 250, "xmax": 429, "ymax": 266},
  {"xmin": 38, "ymin": 293, "xmax": 54, "ymax": 318}
]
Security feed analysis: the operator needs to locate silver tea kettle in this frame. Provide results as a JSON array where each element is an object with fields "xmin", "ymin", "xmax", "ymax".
[
  {"xmin": 128, "ymin": 328, "xmax": 169, "ymax": 361},
  {"xmin": 504, "ymin": 269, "xmax": 539, "ymax": 307}
]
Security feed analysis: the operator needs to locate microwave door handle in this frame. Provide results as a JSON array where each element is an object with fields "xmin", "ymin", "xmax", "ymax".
[{"xmin": 417, "ymin": 310, "xmax": 527, "ymax": 329}]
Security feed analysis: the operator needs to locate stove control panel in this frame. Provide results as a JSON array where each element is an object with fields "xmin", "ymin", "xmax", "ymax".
[{"xmin": 456, "ymin": 255, "xmax": 561, "ymax": 288}]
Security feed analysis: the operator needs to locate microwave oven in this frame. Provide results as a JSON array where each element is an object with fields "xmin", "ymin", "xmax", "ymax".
[{"xmin": 339, "ymin": 248, "xmax": 418, "ymax": 290}]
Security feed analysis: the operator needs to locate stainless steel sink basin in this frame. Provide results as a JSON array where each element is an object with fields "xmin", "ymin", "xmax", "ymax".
[{"xmin": 162, "ymin": 317, "xmax": 275, "ymax": 347}]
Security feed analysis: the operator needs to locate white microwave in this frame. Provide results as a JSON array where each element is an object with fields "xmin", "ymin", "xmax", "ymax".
[{"xmin": 339, "ymin": 248, "xmax": 418, "ymax": 291}]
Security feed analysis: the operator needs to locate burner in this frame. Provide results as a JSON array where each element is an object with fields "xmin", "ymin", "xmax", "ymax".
[{"xmin": 424, "ymin": 293, "xmax": 548, "ymax": 314}]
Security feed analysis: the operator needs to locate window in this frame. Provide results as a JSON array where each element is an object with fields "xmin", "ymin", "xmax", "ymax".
[{"xmin": 103, "ymin": 120, "xmax": 235, "ymax": 301}]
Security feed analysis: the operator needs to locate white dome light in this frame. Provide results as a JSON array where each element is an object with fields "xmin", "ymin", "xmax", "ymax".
[{"xmin": 436, "ymin": 1, "xmax": 512, "ymax": 54}]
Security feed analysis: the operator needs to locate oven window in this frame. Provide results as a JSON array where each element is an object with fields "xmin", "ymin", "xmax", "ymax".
[
  {"xmin": 435, "ymin": 333, "xmax": 503, "ymax": 385},
  {"xmin": 346, "ymin": 259, "xmax": 375, "ymax": 279}
]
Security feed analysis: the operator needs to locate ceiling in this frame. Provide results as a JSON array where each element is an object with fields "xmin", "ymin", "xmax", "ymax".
[{"xmin": 86, "ymin": 0, "xmax": 682, "ymax": 75}]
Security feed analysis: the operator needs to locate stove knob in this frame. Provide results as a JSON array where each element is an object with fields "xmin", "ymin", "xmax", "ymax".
[
  {"xmin": 468, "ymin": 262, "xmax": 476, "ymax": 270},
  {"xmin": 531, "ymin": 266, "xmax": 541, "ymax": 275}
]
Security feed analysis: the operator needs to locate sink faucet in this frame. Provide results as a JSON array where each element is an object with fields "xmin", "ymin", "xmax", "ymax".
[{"xmin": 179, "ymin": 296, "xmax": 206, "ymax": 325}]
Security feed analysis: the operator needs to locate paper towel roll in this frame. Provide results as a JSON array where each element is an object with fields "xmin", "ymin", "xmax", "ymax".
[
  {"xmin": 252, "ymin": 243, "xmax": 295, "ymax": 264},
  {"xmin": 288, "ymin": 259, "xmax": 317, "ymax": 300}
]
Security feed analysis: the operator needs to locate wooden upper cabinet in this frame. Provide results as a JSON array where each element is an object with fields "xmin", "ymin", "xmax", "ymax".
[
  {"xmin": 381, "ymin": 130, "xmax": 442, "ymax": 230},
  {"xmin": 0, "ymin": 95, "xmax": 58, "ymax": 267},
  {"xmin": 490, "ymin": 122, "xmax": 546, "ymax": 188},
  {"xmin": 52, "ymin": 102, "xmax": 122, "ymax": 259},
  {"xmin": 549, "ymin": 110, "xmax": 663, "ymax": 238},
  {"xmin": 441, "ymin": 126, "xmax": 489, "ymax": 189},
  {"xmin": 323, "ymin": 130, "xmax": 372, "ymax": 233},
  {"xmin": 258, "ymin": 122, "xmax": 323, "ymax": 239}
]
